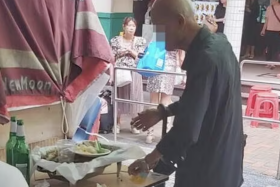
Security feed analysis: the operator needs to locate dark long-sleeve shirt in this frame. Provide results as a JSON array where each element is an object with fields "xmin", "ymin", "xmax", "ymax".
[{"xmin": 156, "ymin": 27, "xmax": 244, "ymax": 187}]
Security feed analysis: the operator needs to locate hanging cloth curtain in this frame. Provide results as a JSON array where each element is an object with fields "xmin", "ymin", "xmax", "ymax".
[{"xmin": 0, "ymin": 0, "xmax": 114, "ymax": 123}]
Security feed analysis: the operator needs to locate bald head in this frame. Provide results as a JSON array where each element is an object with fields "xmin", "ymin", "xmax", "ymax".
[
  {"xmin": 151, "ymin": 0, "xmax": 195, "ymax": 22},
  {"xmin": 150, "ymin": 0, "xmax": 199, "ymax": 51}
]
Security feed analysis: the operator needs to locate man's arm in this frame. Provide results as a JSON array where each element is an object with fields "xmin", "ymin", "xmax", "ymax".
[
  {"xmin": 155, "ymin": 56, "xmax": 216, "ymax": 162},
  {"xmin": 166, "ymin": 101, "xmax": 179, "ymax": 116}
]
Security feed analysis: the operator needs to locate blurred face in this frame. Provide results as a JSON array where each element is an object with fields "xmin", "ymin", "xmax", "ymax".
[
  {"xmin": 123, "ymin": 20, "xmax": 136, "ymax": 35},
  {"xmin": 151, "ymin": 9, "xmax": 184, "ymax": 51},
  {"xmin": 271, "ymin": 0, "xmax": 279, "ymax": 4},
  {"xmin": 220, "ymin": 0, "xmax": 227, "ymax": 4}
]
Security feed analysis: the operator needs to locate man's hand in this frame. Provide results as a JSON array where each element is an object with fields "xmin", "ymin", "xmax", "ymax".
[
  {"xmin": 128, "ymin": 149, "xmax": 162, "ymax": 176},
  {"xmin": 128, "ymin": 159, "xmax": 149, "ymax": 176},
  {"xmin": 131, "ymin": 108, "xmax": 162, "ymax": 131}
]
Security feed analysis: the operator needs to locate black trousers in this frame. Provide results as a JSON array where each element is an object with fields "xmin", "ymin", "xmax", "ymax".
[{"xmin": 265, "ymin": 30, "xmax": 280, "ymax": 61}]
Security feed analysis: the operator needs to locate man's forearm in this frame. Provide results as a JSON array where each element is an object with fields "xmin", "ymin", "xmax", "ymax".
[
  {"xmin": 157, "ymin": 102, "xmax": 178, "ymax": 119},
  {"xmin": 166, "ymin": 101, "xmax": 179, "ymax": 116}
]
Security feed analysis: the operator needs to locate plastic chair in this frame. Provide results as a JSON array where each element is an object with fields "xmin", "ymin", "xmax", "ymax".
[
  {"xmin": 251, "ymin": 92, "xmax": 279, "ymax": 129},
  {"xmin": 245, "ymin": 85, "xmax": 272, "ymax": 116}
]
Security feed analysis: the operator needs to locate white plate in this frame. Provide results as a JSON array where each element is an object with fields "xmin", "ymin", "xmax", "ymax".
[
  {"xmin": 72, "ymin": 140, "xmax": 112, "ymax": 158},
  {"xmin": 73, "ymin": 148, "xmax": 111, "ymax": 158}
]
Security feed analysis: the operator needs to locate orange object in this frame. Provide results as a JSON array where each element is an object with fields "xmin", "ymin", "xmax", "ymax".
[
  {"xmin": 245, "ymin": 85, "xmax": 272, "ymax": 116},
  {"xmin": 251, "ymin": 92, "xmax": 279, "ymax": 129}
]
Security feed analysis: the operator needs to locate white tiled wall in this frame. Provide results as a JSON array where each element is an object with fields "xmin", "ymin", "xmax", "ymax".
[
  {"xmin": 92, "ymin": 0, "xmax": 112, "ymax": 13},
  {"xmin": 224, "ymin": 0, "xmax": 246, "ymax": 61},
  {"xmin": 92, "ymin": 0, "xmax": 133, "ymax": 13},
  {"xmin": 112, "ymin": 0, "xmax": 133, "ymax": 13}
]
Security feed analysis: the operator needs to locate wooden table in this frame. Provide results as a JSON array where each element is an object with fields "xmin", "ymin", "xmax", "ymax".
[{"xmin": 32, "ymin": 163, "xmax": 169, "ymax": 187}]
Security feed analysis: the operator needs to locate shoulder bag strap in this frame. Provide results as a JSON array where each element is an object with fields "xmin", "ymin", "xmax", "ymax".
[{"xmin": 272, "ymin": 5, "xmax": 280, "ymax": 23}]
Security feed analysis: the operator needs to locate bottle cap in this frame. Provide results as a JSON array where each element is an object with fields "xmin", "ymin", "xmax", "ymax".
[
  {"xmin": 17, "ymin": 120, "xmax": 24, "ymax": 126},
  {"xmin": 11, "ymin": 116, "xmax": 16, "ymax": 122}
]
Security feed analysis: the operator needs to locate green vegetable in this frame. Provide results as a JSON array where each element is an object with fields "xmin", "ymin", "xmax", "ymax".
[{"xmin": 95, "ymin": 141, "xmax": 103, "ymax": 153}]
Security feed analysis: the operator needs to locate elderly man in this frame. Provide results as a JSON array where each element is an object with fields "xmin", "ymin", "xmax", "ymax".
[{"xmin": 128, "ymin": 0, "xmax": 244, "ymax": 187}]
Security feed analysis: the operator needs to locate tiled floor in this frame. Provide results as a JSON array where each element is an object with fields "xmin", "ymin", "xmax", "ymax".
[{"xmin": 243, "ymin": 121, "xmax": 280, "ymax": 177}]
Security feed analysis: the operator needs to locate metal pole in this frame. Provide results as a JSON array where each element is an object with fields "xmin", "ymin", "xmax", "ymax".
[
  {"xmin": 240, "ymin": 59, "xmax": 280, "ymax": 74},
  {"xmin": 113, "ymin": 67, "xmax": 118, "ymax": 142},
  {"xmin": 241, "ymin": 78, "xmax": 280, "ymax": 86},
  {"xmin": 115, "ymin": 98, "xmax": 157, "ymax": 107},
  {"xmin": 115, "ymin": 66, "xmax": 186, "ymax": 76},
  {"xmin": 243, "ymin": 116, "xmax": 280, "ymax": 124}
]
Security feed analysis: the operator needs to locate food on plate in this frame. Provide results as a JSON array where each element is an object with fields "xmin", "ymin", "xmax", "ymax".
[
  {"xmin": 42, "ymin": 148, "xmax": 59, "ymax": 162},
  {"xmin": 76, "ymin": 144, "xmax": 97, "ymax": 154},
  {"xmin": 74, "ymin": 141, "xmax": 107, "ymax": 155}
]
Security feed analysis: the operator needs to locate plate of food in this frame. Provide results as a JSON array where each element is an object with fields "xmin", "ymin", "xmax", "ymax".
[{"xmin": 72, "ymin": 140, "xmax": 111, "ymax": 157}]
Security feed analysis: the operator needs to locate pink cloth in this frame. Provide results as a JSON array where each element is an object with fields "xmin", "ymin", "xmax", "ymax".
[
  {"xmin": 266, "ymin": 5, "xmax": 280, "ymax": 31},
  {"xmin": 89, "ymin": 113, "xmax": 101, "ymax": 141},
  {"xmin": 0, "ymin": 0, "xmax": 113, "ymax": 115}
]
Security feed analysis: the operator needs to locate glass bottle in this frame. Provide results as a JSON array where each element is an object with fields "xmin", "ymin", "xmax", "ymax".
[
  {"xmin": 5, "ymin": 116, "xmax": 17, "ymax": 165},
  {"xmin": 14, "ymin": 120, "xmax": 30, "ymax": 185}
]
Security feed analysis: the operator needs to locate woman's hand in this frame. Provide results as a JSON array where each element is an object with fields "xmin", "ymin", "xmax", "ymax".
[
  {"xmin": 127, "ymin": 49, "xmax": 138, "ymax": 58},
  {"xmin": 118, "ymin": 48, "xmax": 129, "ymax": 57},
  {"xmin": 260, "ymin": 29, "xmax": 265, "ymax": 36}
]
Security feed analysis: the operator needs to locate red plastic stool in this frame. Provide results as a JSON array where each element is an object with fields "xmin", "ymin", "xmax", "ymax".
[
  {"xmin": 245, "ymin": 85, "xmax": 272, "ymax": 116},
  {"xmin": 251, "ymin": 92, "xmax": 279, "ymax": 129}
]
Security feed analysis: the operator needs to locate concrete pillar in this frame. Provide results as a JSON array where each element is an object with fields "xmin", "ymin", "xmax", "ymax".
[
  {"xmin": 223, "ymin": 0, "xmax": 246, "ymax": 61},
  {"xmin": 93, "ymin": 0, "xmax": 133, "ymax": 40}
]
